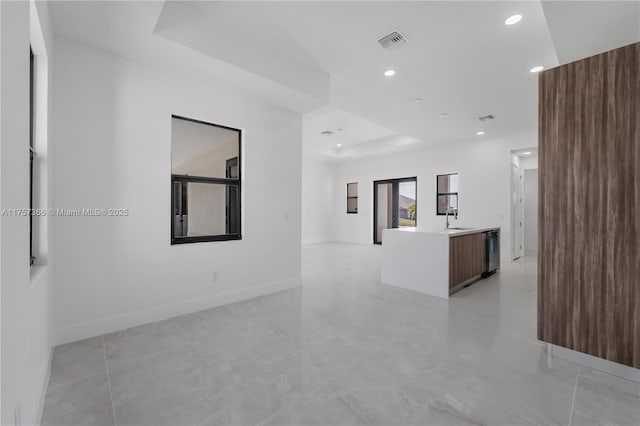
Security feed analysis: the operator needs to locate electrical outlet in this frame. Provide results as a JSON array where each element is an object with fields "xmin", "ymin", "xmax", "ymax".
[
  {"xmin": 14, "ymin": 403, "xmax": 21, "ymax": 426},
  {"xmin": 212, "ymin": 272, "xmax": 219, "ymax": 283}
]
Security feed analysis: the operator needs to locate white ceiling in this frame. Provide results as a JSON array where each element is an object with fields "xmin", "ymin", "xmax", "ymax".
[
  {"xmin": 513, "ymin": 146, "xmax": 538, "ymax": 157},
  {"xmin": 48, "ymin": 1, "xmax": 640, "ymax": 160},
  {"xmin": 541, "ymin": 1, "xmax": 640, "ymax": 64},
  {"xmin": 513, "ymin": 146, "xmax": 539, "ymax": 169},
  {"xmin": 303, "ymin": 108, "xmax": 420, "ymax": 159}
]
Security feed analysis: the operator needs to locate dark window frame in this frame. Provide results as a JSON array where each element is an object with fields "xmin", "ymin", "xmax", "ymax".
[
  {"xmin": 346, "ymin": 182, "xmax": 358, "ymax": 214},
  {"xmin": 30, "ymin": 47, "xmax": 35, "ymax": 266},
  {"xmin": 372, "ymin": 176, "xmax": 417, "ymax": 245},
  {"xmin": 436, "ymin": 173, "xmax": 458, "ymax": 216},
  {"xmin": 170, "ymin": 115, "xmax": 242, "ymax": 245}
]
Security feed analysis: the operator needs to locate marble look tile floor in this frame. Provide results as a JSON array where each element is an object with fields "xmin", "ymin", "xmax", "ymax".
[{"xmin": 41, "ymin": 243, "xmax": 640, "ymax": 426}]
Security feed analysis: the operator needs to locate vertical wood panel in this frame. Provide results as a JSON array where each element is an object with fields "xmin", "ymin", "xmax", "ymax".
[
  {"xmin": 538, "ymin": 42, "xmax": 640, "ymax": 368},
  {"xmin": 449, "ymin": 233, "xmax": 485, "ymax": 288}
]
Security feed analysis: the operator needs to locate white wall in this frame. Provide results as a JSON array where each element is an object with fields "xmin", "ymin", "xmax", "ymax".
[
  {"xmin": 186, "ymin": 183, "xmax": 227, "ymax": 236},
  {"xmin": 333, "ymin": 132, "xmax": 537, "ymax": 261},
  {"xmin": 172, "ymin": 139, "xmax": 239, "ymax": 177},
  {"xmin": 520, "ymin": 155, "xmax": 538, "ymax": 170},
  {"xmin": 1, "ymin": 1, "xmax": 55, "ymax": 424},
  {"xmin": 301, "ymin": 155, "xmax": 336, "ymax": 244},
  {"xmin": 52, "ymin": 38, "xmax": 302, "ymax": 345},
  {"xmin": 524, "ymin": 169, "xmax": 539, "ymax": 256}
]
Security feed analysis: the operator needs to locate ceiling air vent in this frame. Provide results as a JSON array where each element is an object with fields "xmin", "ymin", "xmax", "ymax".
[
  {"xmin": 321, "ymin": 130, "xmax": 334, "ymax": 136},
  {"xmin": 377, "ymin": 31, "xmax": 407, "ymax": 50},
  {"xmin": 478, "ymin": 114, "xmax": 495, "ymax": 122}
]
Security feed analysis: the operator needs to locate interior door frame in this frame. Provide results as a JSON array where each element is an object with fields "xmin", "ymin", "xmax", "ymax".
[{"xmin": 373, "ymin": 176, "xmax": 417, "ymax": 244}]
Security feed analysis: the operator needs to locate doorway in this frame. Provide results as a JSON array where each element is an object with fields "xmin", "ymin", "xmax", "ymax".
[
  {"xmin": 373, "ymin": 177, "xmax": 417, "ymax": 244},
  {"xmin": 523, "ymin": 169, "xmax": 538, "ymax": 255},
  {"xmin": 511, "ymin": 163, "xmax": 524, "ymax": 260},
  {"xmin": 511, "ymin": 148, "xmax": 538, "ymax": 260}
]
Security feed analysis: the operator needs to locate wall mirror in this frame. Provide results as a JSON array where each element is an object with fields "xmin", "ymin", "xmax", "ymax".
[
  {"xmin": 171, "ymin": 115, "xmax": 242, "ymax": 244},
  {"xmin": 436, "ymin": 173, "xmax": 459, "ymax": 215}
]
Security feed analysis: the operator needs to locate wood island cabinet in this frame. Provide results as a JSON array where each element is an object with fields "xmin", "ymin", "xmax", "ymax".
[{"xmin": 449, "ymin": 233, "xmax": 485, "ymax": 289}]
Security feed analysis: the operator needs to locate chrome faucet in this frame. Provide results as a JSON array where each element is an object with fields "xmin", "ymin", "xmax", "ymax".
[{"xmin": 445, "ymin": 206, "xmax": 458, "ymax": 229}]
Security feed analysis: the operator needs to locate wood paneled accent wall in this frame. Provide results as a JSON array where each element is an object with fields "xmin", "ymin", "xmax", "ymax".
[{"xmin": 538, "ymin": 42, "xmax": 640, "ymax": 368}]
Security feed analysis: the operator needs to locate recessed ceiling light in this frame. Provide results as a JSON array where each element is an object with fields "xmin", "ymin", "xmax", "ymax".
[
  {"xmin": 530, "ymin": 65, "xmax": 544, "ymax": 73},
  {"xmin": 476, "ymin": 131, "xmax": 485, "ymax": 136},
  {"xmin": 522, "ymin": 151, "xmax": 532, "ymax": 155},
  {"xmin": 336, "ymin": 144, "xmax": 342, "ymax": 148},
  {"xmin": 384, "ymin": 69, "xmax": 396, "ymax": 77},
  {"xmin": 439, "ymin": 113, "xmax": 447, "ymax": 118},
  {"xmin": 505, "ymin": 14, "xmax": 522, "ymax": 25}
]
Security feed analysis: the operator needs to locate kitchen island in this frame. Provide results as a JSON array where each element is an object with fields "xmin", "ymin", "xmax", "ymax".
[{"xmin": 380, "ymin": 227, "xmax": 500, "ymax": 299}]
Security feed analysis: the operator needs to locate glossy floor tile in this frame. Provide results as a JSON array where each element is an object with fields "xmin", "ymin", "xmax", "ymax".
[{"xmin": 41, "ymin": 243, "xmax": 640, "ymax": 426}]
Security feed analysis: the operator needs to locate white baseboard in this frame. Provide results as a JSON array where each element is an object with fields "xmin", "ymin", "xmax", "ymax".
[
  {"xmin": 54, "ymin": 276, "xmax": 302, "ymax": 346},
  {"xmin": 334, "ymin": 240, "xmax": 372, "ymax": 245},
  {"xmin": 35, "ymin": 348, "xmax": 54, "ymax": 425},
  {"xmin": 302, "ymin": 239, "xmax": 337, "ymax": 245},
  {"xmin": 549, "ymin": 344, "xmax": 640, "ymax": 383}
]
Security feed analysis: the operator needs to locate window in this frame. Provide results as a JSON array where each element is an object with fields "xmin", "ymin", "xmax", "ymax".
[
  {"xmin": 373, "ymin": 177, "xmax": 417, "ymax": 244},
  {"xmin": 171, "ymin": 115, "xmax": 241, "ymax": 244},
  {"xmin": 29, "ymin": 47, "xmax": 35, "ymax": 266},
  {"xmin": 436, "ymin": 173, "xmax": 458, "ymax": 215},
  {"xmin": 346, "ymin": 182, "xmax": 358, "ymax": 213}
]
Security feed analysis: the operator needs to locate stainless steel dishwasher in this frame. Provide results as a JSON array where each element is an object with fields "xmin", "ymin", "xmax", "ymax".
[{"xmin": 483, "ymin": 230, "xmax": 500, "ymax": 277}]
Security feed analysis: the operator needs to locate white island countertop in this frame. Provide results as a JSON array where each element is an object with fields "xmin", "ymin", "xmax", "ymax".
[
  {"xmin": 380, "ymin": 226, "xmax": 500, "ymax": 299},
  {"xmin": 390, "ymin": 226, "xmax": 500, "ymax": 237}
]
